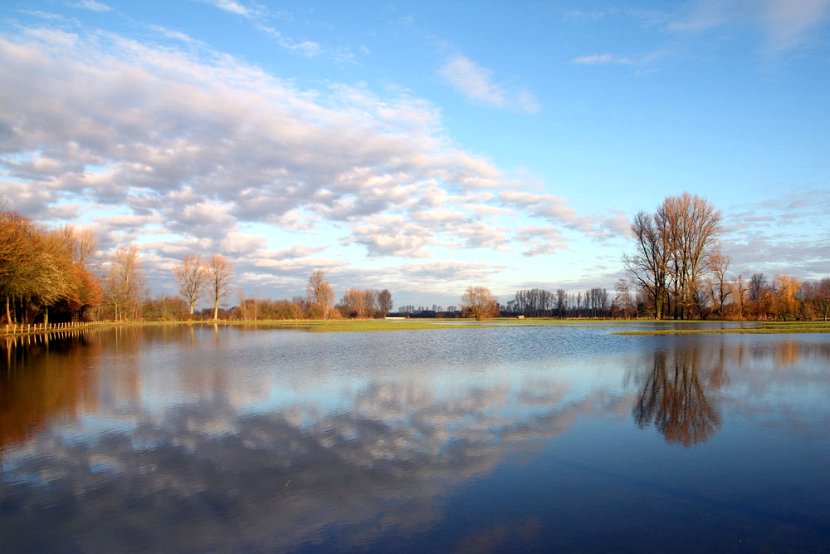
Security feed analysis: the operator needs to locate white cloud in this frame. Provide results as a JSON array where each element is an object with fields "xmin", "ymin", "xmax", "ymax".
[
  {"xmin": 763, "ymin": 0, "xmax": 830, "ymax": 51},
  {"xmin": 0, "ymin": 22, "xmax": 615, "ymax": 302},
  {"xmin": 514, "ymin": 226, "xmax": 567, "ymax": 257},
  {"xmin": 572, "ymin": 53, "xmax": 634, "ymax": 66},
  {"xmin": 499, "ymin": 191, "xmax": 589, "ymax": 232},
  {"xmin": 204, "ymin": 0, "xmax": 255, "ymax": 18},
  {"xmin": 572, "ymin": 50, "xmax": 666, "ymax": 68},
  {"xmin": 74, "ymin": 1, "xmax": 111, "ymax": 13},
  {"xmin": 669, "ymin": 0, "xmax": 830, "ymax": 52},
  {"xmin": 440, "ymin": 55, "xmax": 540, "ymax": 114},
  {"xmin": 257, "ymin": 25, "xmax": 322, "ymax": 58}
]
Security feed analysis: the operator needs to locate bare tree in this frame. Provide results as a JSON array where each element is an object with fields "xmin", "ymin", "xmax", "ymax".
[
  {"xmin": 206, "ymin": 254, "xmax": 232, "ymax": 322},
  {"xmin": 173, "ymin": 255, "xmax": 206, "ymax": 317},
  {"xmin": 615, "ymin": 278, "xmax": 632, "ymax": 319},
  {"xmin": 57, "ymin": 225, "xmax": 96, "ymax": 265},
  {"xmin": 307, "ymin": 270, "xmax": 334, "ymax": 319},
  {"xmin": 377, "ymin": 289, "xmax": 393, "ymax": 318},
  {"xmin": 625, "ymin": 211, "xmax": 670, "ymax": 319},
  {"xmin": 815, "ymin": 278, "xmax": 830, "ymax": 322},
  {"xmin": 105, "ymin": 245, "xmax": 143, "ymax": 321},
  {"xmin": 626, "ymin": 193, "xmax": 721, "ymax": 319},
  {"xmin": 555, "ymin": 289, "xmax": 567, "ymax": 318},
  {"xmin": 659, "ymin": 192, "xmax": 721, "ymax": 319},
  {"xmin": 708, "ymin": 251, "xmax": 731, "ymax": 318},
  {"xmin": 461, "ymin": 286, "xmax": 499, "ymax": 320},
  {"xmin": 748, "ymin": 273, "xmax": 768, "ymax": 319}
]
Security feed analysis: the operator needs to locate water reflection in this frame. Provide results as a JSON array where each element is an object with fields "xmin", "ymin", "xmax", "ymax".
[
  {"xmin": 0, "ymin": 336, "xmax": 100, "ymax": 451},
  {"xmin": 1, "ymin": 327, "xmax": 829, "ymax": 552},
  {"xmin": 632, "ymin": 347, "xmax": 724, "ymax": 446}
]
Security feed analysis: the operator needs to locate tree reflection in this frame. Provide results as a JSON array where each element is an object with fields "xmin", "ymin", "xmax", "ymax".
[
  {"xmin": 633, "ymin": 347, "xmax": 723, "ymax": 447},
  {"xmin": 0, "ymin": 337, "xmax": 99, "ymax": 453}
]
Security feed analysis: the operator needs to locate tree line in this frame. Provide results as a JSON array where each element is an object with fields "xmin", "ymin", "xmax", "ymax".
[
  {"xmin": 2, "ymin": 199, "xmax": 828, "ymax": 325},
  {"xmin": 623, "ymin": 192, "xmax": 829, "ymax": 321},
  {"xmin": 0, "ymin": 210, "xmax": 397, "ymax": 324}
]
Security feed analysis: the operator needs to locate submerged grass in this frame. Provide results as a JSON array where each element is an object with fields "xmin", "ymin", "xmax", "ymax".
[{"xmin": 614, "ymin": 320, "xmax": 830, "ymax": 336}]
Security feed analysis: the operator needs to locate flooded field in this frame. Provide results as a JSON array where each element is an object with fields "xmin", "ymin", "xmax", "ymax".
[{"xmin": 1, "ymin": 324, "xmax": 829, "ymax": 552}]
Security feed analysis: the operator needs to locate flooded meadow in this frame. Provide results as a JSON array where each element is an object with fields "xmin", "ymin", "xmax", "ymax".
[{"xmin": 1, "ymin": 324, "xmax": 829, "ymax": 552}]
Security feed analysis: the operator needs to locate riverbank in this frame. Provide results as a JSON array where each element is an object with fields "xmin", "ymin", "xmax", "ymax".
[{"xmin": 4, "ymin": 318, "xmax": 829, "ymax": 339}]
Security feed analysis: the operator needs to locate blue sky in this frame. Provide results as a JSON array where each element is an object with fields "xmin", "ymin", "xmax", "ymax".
[{"xmin": 1, "ymin": 0, "xmax": 828, "ymax": 308}]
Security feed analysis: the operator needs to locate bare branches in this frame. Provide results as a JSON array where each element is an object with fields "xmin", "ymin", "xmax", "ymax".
[
  {"xmin": 173, "ymin": 255, "xmax": 206, "ymax": 317},
  {"xmin": 206, "ymin": 254, "xmax": 232, "ymax": 322},
  {"xmin": 104, "ymin": 245, "xmax": 143, "ymax": 322},
  {"xmin": 377, "ymin": 289, "xmax": 393, "ymax": 318},
  {"xmin": 625, "ymin": 194, "xmax": 721, "ymax": 319},
  {"xmin": 461, "ymin": 286, "xmax": 499, "ymax": 320}
]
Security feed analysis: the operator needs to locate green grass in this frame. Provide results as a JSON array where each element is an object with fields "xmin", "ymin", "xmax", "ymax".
[
  {"xmin": 614, "ymin": 320, "xmax": 830, "ymax": 336},
  {"xmin": 215, "ymin": 318, "xmax": 492, "ymax": 333},
  {"xmin": 13, "ymin": 317, "xmax": 827, "ymax": 336},
  {"xmin": 208, "ymin": 318, "xmax": 830, "ymax": 334}
]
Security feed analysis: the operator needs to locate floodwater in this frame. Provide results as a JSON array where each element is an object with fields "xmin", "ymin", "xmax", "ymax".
[{"xmin": 1, "ymin": 324, "xmax": 829, "ymax": 552}]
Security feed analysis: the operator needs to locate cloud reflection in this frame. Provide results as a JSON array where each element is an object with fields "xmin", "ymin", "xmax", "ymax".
[{"xmin": 2, "ymin": 330, "xmax": 830, "ymax": 551}]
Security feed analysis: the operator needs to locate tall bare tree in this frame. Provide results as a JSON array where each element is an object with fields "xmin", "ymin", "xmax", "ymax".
[
  {"xmin": 708, "ymin": 251, "xmax": 731, "ymax": 318},
  {"xmin": 625, "ymin": 211, "xmax": 670, "ymax": 319},
  {"xmin": 626, "ymin": 193, "xmax": 721, "ymax": 319},
  {"xmin": 105, "ymin": 245, "xmax": 143, "ymax": 321},
  {"xmin": 173, "ymin": 255, "xmax": 206, "ymax": 317},
  {"xmin": 461, "ymin": 286, "xmax": 499, "ymax": 320},
  {"xmin": 659, "ymin": 192, "xmax": 721, "ymax": 319},
  {"xmin": 206, "ymin": 254, "xmax": 232, "ymax": 322},
  {"xmin": 306, "ymin": 270, "xmax": 334, "ymax": 319}
]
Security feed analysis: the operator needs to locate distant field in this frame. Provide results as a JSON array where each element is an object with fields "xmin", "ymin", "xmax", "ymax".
[{"xmin": 219, "ymin": 318, "xmax": 830, "ymax": 334}]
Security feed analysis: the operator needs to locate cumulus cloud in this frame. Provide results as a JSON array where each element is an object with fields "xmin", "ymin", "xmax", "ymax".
[
  {"xmin": 0, "ymin": 22, "xmax": 615, "ymax": 301},
  {"xmin": 440, "ymin": 55, "xmax": 540, "ymax": 113},
  {"xmin": 723, "ymin": 189, "xmax": 830, "ymax": 278},
  {"xmin": 499, "ymin": 191, "xmax": 591, "ymax": 232},
  {"xmin": 500, "ymin": 191, "xmax": 630, "ymax": 242},
  {"xmin": 0, "ymin": 27, "xmax": 510, "ymax": 246},
  {"xmin": 514, "ymin": 225, "xmax": 567, "ymax": 257}
]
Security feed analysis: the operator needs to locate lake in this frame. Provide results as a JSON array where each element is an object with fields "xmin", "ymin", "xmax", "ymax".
[{"xmin": 1, "ymin": 324, "xmax": 829, "ymax": 552}]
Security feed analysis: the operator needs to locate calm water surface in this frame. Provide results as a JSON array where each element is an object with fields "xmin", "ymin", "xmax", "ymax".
[{"xmin": 1, "ymin": 324, "xmax": 829, "ymax": 552}]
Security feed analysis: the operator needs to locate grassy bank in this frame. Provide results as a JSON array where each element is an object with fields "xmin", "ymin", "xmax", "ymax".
[
  {"xmin": 218, "ymin": 318, "xmax": 494, "ymax": 332},
  {"xmin": 614, "ymin": 321, "xmax": 830, "ymax": 335},
  {"xmin": 8, "ymin": 318, "xmax": 829, "ymax": 337}
]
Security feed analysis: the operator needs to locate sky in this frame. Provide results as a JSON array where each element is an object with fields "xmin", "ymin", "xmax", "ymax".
[{"xmin": 1, "ymin": 0, "xmax": 829, "ymax": 309}]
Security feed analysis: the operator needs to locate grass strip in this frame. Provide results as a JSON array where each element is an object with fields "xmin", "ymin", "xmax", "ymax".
[{"xmin": 614, "ymin": 321, "xmax": 830, "ymax": 336}]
